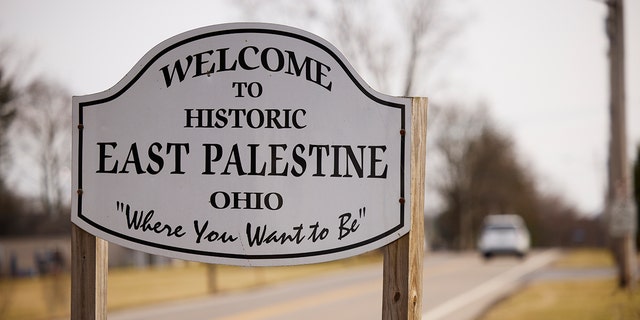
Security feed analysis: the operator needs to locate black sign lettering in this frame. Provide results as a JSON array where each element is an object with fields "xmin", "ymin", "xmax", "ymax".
[{"xmin": 160, "ymin": 45, "xmax": 332, "ymax": 91}]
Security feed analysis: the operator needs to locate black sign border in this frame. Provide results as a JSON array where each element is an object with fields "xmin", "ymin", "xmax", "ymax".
[{"xmin": 75, "ymin": 25, "xmax": 407, "ymax": 261}]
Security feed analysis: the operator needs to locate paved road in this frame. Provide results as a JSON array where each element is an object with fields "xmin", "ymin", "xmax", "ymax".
[{"xmin": 110, "ymin": 250, "xmax": 560, "ymax": 320}]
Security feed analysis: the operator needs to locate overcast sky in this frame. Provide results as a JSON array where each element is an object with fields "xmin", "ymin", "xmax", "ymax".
[{"xmin": 1, "ymin": 0, "xmax": 638, "ymax": 216}]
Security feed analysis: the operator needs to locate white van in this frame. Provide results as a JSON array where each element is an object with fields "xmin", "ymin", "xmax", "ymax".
[{"xmin": 478, "ymin": 214, "xmax": 530, "ymax": 259}]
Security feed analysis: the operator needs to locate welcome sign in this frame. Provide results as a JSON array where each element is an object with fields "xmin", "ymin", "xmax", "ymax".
[{"xmin": 71, "ymin": 23, "xmax": 412, "ymax": 266}]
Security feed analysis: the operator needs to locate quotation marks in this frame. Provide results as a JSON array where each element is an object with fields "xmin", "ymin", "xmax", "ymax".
[{"xmin": 338, "ymin": 207, "xmax": 366, "ymax": 240}]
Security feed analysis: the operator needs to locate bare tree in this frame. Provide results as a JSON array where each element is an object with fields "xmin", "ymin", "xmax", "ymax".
[
  {"xmin": 432, "ymin": 105, "xmax": 540, "ymax": 249},
  {"xmin": 328, "ymin": 0, "xmax": 459, "ymax": 97},
  {"xmin": 431, "ymin": 105, "xmax": 488, "ymax": 249},
  {"xmin": 0, "ymin": 50, "xmax": 18, "ymax": 183},
  {"xmin": 230, "ymin": 0, "xmax": 458, "ymax": 97},
  {"xmin": 12, "ymin": 80, "xmax": 70, "ymax": 217},
  {"xmin": 326, "ymin": 0, "xmax": 394, "ymax": 93},
  {"xmin": 397, "ymin": 0, "xmax": 459, "ymax": 96}
]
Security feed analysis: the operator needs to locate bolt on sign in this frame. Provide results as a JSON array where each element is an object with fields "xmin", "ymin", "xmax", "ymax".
[{"xmin": 72, "ymin": 23, "xmax": 412, "ymax": 266}]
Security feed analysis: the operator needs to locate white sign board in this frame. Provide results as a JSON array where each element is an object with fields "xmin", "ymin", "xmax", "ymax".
[{"xmin": 72, "ymin": 23, "xmax": 411, "ymax": 266}]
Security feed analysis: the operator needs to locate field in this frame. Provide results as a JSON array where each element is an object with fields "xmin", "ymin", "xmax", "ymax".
[
  {"xmin": 0, "ymin": 253, "xmax": 381, "ymax": 320},
  {"xmin": 480, "ymin": 249, "xmax": 640, "ymax": 320},
  {"xmin": 2, "ymin": 248, "xmax": 638, "ymax": 320}
]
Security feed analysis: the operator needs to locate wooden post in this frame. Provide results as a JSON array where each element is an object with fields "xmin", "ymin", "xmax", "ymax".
[
  {"xmin": 207, "ymin": 264, "xmax": 218, "ymax": 294},
  {"xmin": 71, "ymin": 224, "xmax": 108, "ymax": 320},
  {"xmin": 605, "ymin": 0, "xmax": 637, "ymax": 289},
  {"xmin": 382, "ymin": 97, "xmax": 427, "ymax": 319}
]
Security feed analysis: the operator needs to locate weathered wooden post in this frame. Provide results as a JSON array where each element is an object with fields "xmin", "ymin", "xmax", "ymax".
[
  {"xmin": 70, "ymin": 23, "xmax": 427, "ymax": 319},
  {"xmin": 604, "ymin": 0, "xmax": 638, "ymax": 289},
  {"xmin": 71, "ymin": 225, "xmax": 108, "ymax": 320},
  {"xmin": 383, "ymin": 97, "xmax": 427, "ymax": 319}
]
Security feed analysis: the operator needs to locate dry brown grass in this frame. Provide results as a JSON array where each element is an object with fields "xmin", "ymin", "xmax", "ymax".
[
  {"xmin": 0, "ymin": 253, "xmax": 381, "ymax": 320},
  {"xmin": 480, "ymin": 248, "xmax": 640, "ymax": 320},
  {"xmin": 551, "ymin": 248, "xmax": 615, "ymax": 269},
  {"xmin": 481, "ymin": 278, "xmax": 640, "ymax": 320}
]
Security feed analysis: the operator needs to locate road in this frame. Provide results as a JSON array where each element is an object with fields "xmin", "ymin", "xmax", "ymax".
[{"xmin": 110, "ymin": 250, "xmax": 560, "ymax": 320}]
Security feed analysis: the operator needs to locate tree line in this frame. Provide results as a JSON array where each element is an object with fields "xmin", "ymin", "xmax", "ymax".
[
  {"xmin": 0, "ymin": 47, "xmax": 70, "ymax": 237},
  {"xmin": 428, "ymin": 105, "xmax": 607, "ymax": 249}
]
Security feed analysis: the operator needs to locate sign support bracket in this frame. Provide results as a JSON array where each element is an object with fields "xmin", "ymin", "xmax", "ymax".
[{"xmin": 382, "ymin": 97, "xmax": 427, "ymax": 319}]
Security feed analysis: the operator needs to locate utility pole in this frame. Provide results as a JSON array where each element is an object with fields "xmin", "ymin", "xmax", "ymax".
[{"xmin": 605, "ymin": 0, "xmax": 637, "ymax": 289}]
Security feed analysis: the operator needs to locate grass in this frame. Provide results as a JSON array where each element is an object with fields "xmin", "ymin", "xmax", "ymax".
[
  {"xmin": 551, "ymin": 248, "xmax": 615, "ymax": 269},
  {"xmin": 480, "ymin": 278, "xmax": 640, "ymax": 320},
  {"xmin": 0, "ymin": 252, "xmax": 381, "ymax": 320},
  {"xmin": 0, "ymin": 273, "xmax": 71, "ymax": 320},
  {"xmin": 480, "ymin": 248, "xmax": 640, "ymax": 320},
  {"xmin": 8, "ymin": 248, "xmax": 636, "ymax": 319}
]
